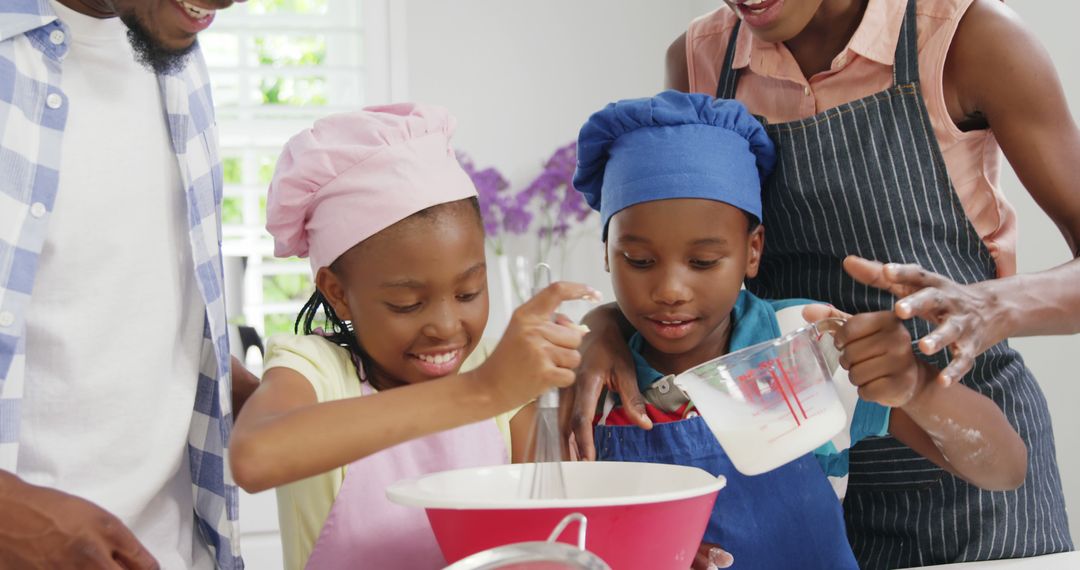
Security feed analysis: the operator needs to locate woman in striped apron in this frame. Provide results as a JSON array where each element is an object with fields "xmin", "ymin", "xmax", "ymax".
[
  {"xmin": 715, "ymin": 2, "xmax": 1073, "ymax": 566},
  {"xmin": 569, "ymin": 0, "xmax": 1079, "ymax": 567}
]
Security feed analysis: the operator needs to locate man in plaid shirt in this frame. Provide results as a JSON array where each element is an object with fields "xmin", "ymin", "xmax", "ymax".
[{"xmin": 0, "ymin": 0, "xmax": 258, "ymax": 568}]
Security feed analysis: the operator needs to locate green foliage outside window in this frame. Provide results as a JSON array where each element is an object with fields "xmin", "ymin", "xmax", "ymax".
[{"xmin": 209, "ymin": 0, "xmax": 349, "ymax": 337}]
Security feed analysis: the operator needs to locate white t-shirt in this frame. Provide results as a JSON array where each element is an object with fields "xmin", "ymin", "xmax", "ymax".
[{"xmin": 18, "ymin": 3, "xmax": 211, "ymax": 568}]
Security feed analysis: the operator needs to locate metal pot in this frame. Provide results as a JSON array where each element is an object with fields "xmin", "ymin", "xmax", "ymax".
[{"xmin": 442, "ymin": 514, "xmax": 610, "ymax": 570}]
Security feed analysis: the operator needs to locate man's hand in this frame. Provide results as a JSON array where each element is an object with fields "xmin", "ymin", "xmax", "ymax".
[{"xmin": 0, "ymin": 472, "xmax": 159, "ymax": 569}]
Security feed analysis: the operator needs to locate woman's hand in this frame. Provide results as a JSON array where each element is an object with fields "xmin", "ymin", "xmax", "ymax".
[
  {"xmin": 842, "ymin": 256, "xmax": 1008, "ymax": 386},
  {"xmin": 806, "ymin": 261, "xmax": 1028, "ymax": 490}
]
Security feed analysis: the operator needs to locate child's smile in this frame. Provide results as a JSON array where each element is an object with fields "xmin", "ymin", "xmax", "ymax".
[
  {"xmin": 318, "ymin": 199, "xmax": 489, "ymax": 390},
  {"xmin": 644, "ymin": 313, "xmax": 701, "ymax": 341},
  {"xmin": 409, "ymin": 347, "xmax": 466, "ymax": 378}
]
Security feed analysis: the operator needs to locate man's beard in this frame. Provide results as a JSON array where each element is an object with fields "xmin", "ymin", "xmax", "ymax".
[{"xmin": 120, "ymin": 12, "xmax": 197, "ymax": 75}]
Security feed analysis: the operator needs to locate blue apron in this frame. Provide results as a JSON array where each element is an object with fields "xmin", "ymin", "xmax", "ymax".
[{"xmin": 594, "ymin": 292, "xmax": 858, "ymax": 570}]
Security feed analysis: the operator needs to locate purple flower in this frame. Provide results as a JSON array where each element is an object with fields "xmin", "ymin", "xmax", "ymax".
[
  {"xmin": 457, "ymin": 142, "xmax": 593, "ymax": 245},
  {"xmin": 517, "ymin": 142, "xmax": 591, "ymax": 239},
  {"xmin": 457, "ymin": 152, "xmax": 518, "ymax": 238},
  {"xmin": 502, "ymin": 204, "xmax": 533, "ymax": 235},
  {"xmin": 538, "ymin": 222, "xmax": 571, "ymax": 240}
]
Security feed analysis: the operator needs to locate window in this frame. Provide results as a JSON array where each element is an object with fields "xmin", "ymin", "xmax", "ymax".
[{"xmin": 201, "ymin": 0, "xmax": 395, "ymax": 343}]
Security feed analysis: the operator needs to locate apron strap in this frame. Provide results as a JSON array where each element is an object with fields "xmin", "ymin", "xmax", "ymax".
[
  {"xmin": 893, "ymin": 0, "xmax": 920, "ymax": 86},
  {"xmin": 715, "ymin": 19, "xmax": 743, "ymax": 99}
]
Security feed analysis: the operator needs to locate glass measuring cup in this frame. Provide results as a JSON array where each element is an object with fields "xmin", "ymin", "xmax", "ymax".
[{"xmin": 673, "ymin": 318, "xmax": 847, "ymax": 475}]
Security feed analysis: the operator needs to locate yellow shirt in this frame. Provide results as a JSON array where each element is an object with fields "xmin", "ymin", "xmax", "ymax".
[{"xmin": 263, "ymin": 334, "xmax": 511, "ymax": 570}]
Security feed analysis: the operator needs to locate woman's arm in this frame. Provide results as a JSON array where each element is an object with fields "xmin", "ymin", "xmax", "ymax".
[
  {"xmin": 948, "ymin": 0, "xmax": 1080, "ymax": 268},
  {"xmin": 869, "ymin": 0, "xmax": 1080, "ymax": 383}
]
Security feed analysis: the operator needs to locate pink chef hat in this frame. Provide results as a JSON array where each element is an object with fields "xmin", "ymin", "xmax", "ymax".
[{"xmin": 266, "ymin": 103, "xmax": 478, "ymax": 272}]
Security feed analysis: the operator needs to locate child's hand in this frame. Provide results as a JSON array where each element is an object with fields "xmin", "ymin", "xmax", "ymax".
[
  {"xmin": 838, "ymin": 312, "xmax": 1029, "ymax": 491},
  {"xmin": 693, "ymin": 542, "xmax": 733, "ymax": 569},
  {"xmin": 835, "ymin": 311, "xmax": 927, "ymax": 408},
  {"xmin": 474, "ymin": 282, "xmax": 602, "ymax": 410}
]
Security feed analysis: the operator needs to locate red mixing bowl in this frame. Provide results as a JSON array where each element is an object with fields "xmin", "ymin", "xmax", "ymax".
[{"xmin": 386, "ymin": 461, "xmax": 726, "ymax": 569}]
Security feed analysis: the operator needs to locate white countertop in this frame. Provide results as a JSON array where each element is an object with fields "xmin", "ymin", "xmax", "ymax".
[{"xmin": 902, "ymin": 551, "xmax": 1079, "ymax": 569}]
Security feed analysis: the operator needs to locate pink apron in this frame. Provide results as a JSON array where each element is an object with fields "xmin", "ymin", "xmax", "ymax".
[{"xmin": 304, "ymin": 380, "xmax": 508, "ymax": 569}]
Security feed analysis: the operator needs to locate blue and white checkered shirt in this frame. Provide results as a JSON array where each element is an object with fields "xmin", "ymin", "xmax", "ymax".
[{"xmin": 0, "ymin": 2, "xmax": 241, "ymax": 568}]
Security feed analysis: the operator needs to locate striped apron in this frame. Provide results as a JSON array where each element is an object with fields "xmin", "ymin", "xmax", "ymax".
[{"xmin": 715, "ymin": 1, "xmax": 1073, "ymax": 567}]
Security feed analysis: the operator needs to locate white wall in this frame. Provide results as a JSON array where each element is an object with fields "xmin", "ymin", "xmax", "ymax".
[
  {"xmin": 404, "ymin": 0, "xmax": 713, "ymax": 177},
  {"xmin": 404, "ymin": 0, "xmax": 716, "ymax": 329}
]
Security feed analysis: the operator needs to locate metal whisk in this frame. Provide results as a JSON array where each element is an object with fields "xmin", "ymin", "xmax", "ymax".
[{"xmin": 520, "ymin": 262, "xmax": 568, "ymax": 500}]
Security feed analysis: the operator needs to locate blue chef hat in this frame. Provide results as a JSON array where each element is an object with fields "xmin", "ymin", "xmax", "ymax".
[{"xmin": 572, "ymin": 90, "xmax": 776, "ymax": 238}]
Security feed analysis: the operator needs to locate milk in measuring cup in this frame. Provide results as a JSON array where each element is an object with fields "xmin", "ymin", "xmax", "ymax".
[{"xmin": 675, "ymin": 321, "xmax": 848, "ymax": 475}]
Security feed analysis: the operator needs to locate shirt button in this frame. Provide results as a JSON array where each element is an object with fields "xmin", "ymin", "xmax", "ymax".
[
  {"xmin": 804, "ymin": 86, "xmax": 812, "ymax": 96},
  {"xmin": 30, "ymin": 202, "xmax": 47, "ymax": 218},
  {"xmin": 0, "ymin": 312, "xmax": 14, "ymax": 328},
  {"xmin": 46, "ymin": 93, "xmax": 63, "ymax": 109},
  {"xmin": 49, "ymin": 30, "xmax": 65, "ymax": 45}
]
